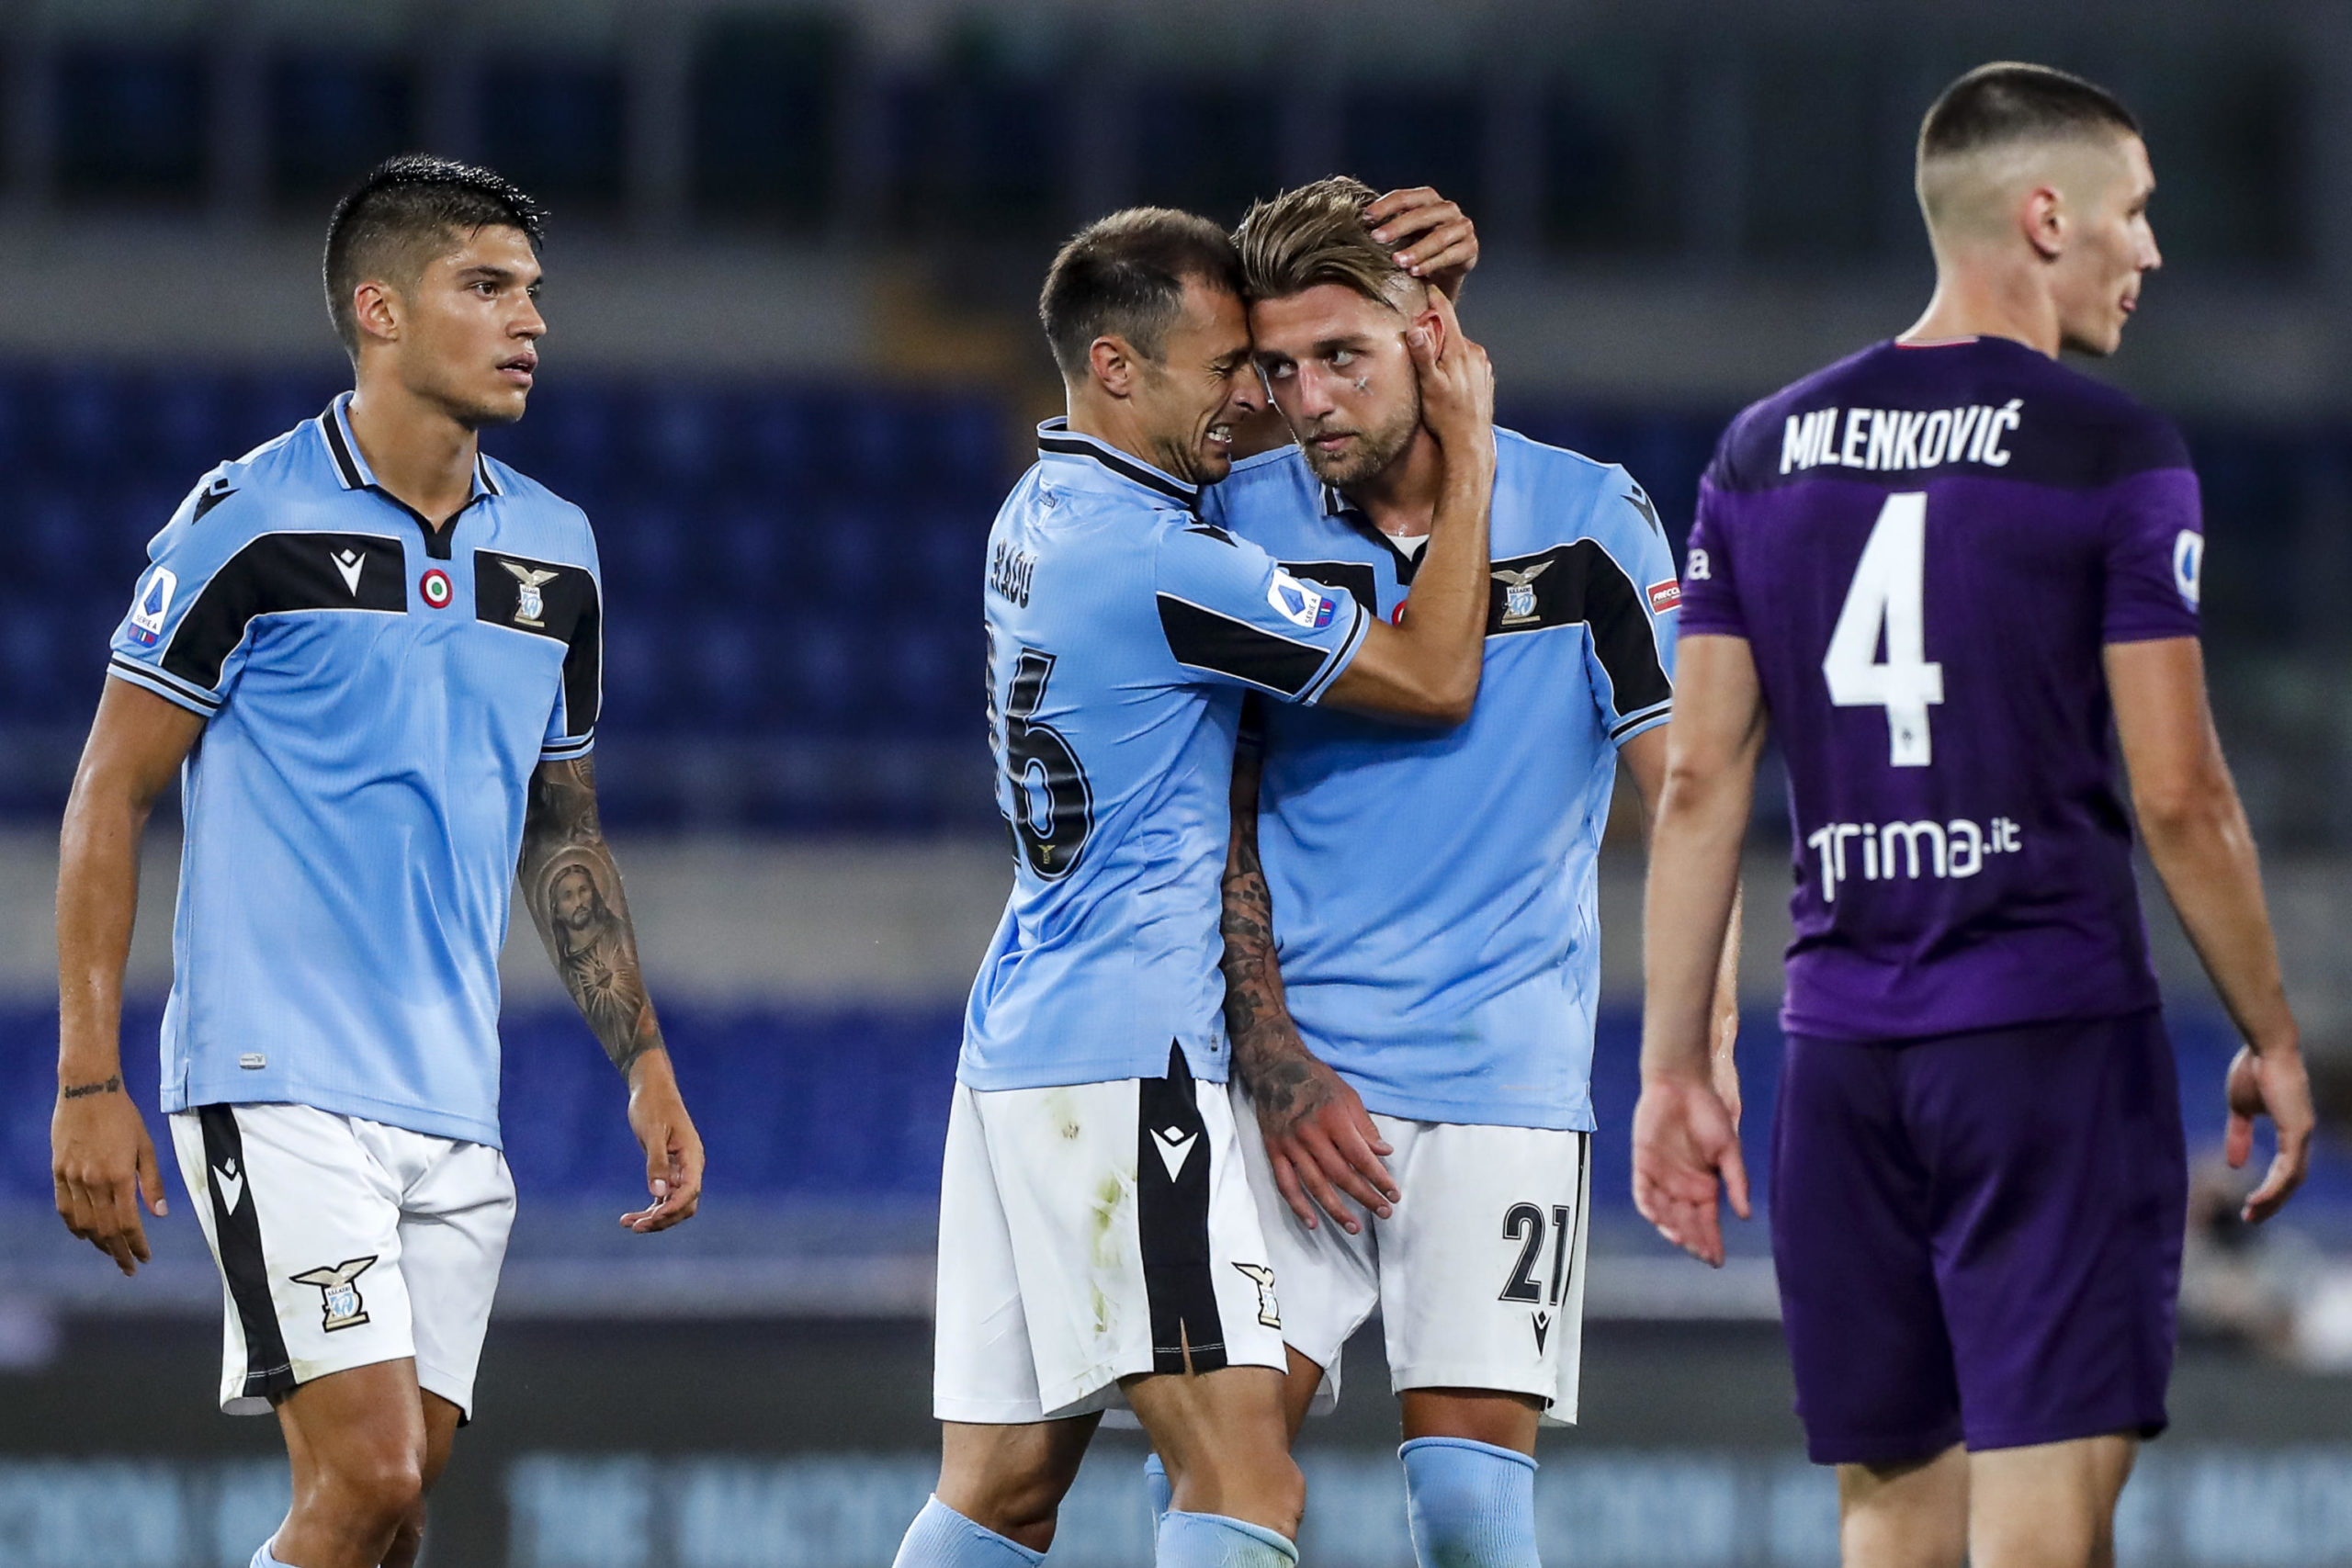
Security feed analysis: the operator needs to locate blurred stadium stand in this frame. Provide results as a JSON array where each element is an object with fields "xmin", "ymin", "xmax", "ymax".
[
  {"xmin": 0, "ymin": 365, "xmax": 2346, "ymax": 843},
  {"xmin": 3, "ymin": 2, "xmax": 2351, "ymax": 1563}
]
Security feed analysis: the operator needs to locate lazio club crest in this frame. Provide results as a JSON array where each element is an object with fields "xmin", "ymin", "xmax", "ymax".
[
  {"xmin": 502, "ymin": 559, "xmax": 560, "ymax": 627},
  {"xmin": 289, "ymin": 1256, "xmax": 379, "ymax": 1333},
  {"xmin": 1493, "ymin": 558, "xmax": 1555, "ymax": 626}
]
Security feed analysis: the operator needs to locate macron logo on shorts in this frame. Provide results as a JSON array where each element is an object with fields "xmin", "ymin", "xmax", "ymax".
[
  {"xmin": 1151, "ymin": 1124, "xmax": 1197, "ymax": 1180},
  {"xmin": 212, "ymin": 1159, "xmax": 245, "ymax": 1213}
]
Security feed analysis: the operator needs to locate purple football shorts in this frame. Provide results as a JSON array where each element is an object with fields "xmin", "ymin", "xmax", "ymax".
[{"xmin": 1770, "ymin": 1009, "xmax": 2186, "ymax": 1465}]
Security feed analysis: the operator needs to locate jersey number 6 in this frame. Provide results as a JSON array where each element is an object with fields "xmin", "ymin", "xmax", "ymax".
[
  {"xmin": 997, "ymin": 647, "xmax": 1096, "ymax": 880},
  {"xmin": 1824, "ymin": 491, "xmax": 1945, "ymax": 768}
]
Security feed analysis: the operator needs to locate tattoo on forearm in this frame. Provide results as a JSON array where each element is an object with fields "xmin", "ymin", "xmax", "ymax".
[
  {"xmin": 1221, "ymin": 744, "xmax": 1331, "ymax": 1134},
  {"xmin": 60, "ymin": 1075, "xmax": 122, "ymax": 1100},
  {"xmin": 1220, "ymin": 854, "xmax": 1330, "ymax": 1134},
  {"xmin": 520, "ymin": 756, "xmax": 663, "ymax": 1077}
]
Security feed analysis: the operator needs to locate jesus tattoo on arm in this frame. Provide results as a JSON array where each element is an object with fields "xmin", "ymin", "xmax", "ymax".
[{"xmin": 519, "ymin": 754, "xmax": 663, "ymax": 1077}]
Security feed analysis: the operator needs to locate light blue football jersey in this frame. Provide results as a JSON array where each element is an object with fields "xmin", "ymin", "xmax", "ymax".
[
  {"xmin": 1202, "ymin": 430, "xmax": 1679, "ymax": 1130},
  {"xmin": 107, "ymin": 393, "xmax": 602, "ymax": 1147},
  {"xmin": 960, "ymin": 423, "xmax": 1372, "ymax": 1091}
]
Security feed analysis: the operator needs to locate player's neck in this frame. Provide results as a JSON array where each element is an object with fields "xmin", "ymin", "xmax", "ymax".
[
  {"xmin": 1064, "ymin": 391, "xmax": 1185, "ymax": 487},
  {"xmin": 345, "ymin": 378, "xmax": 484, "ymax": 528},
  {"xmin": 1341, "ymin": 424, "xmax": 1444, "ymax": 539},
  {"xmin": 1902, "ymin": 263, "xmax": 2063, "ymax": 359}
]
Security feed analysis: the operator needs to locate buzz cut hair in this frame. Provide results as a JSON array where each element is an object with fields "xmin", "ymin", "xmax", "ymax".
[
  {"xmin": 1918, "ymin": 62, "xmax": 2141, "ymax": 172},
  {"xmin": 322, "ymin": 154, "xmax": 547, "ymax": 360},
  {"xmin": 1233, "ymin": 175, "xmax": 1411, "ymax": 308},
  {"xmin": 1037, "ymin": 207, "xmax": 1244, "ymax": 380}
]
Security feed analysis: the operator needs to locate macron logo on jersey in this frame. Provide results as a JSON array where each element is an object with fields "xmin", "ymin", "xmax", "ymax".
[
  {"xmin": 1268, "ymin": 570, "xmax": 1337, "ymax": 630},
  {"xmin": 128, "ymin": 567, "xmax": 177, "ymax": 647}
]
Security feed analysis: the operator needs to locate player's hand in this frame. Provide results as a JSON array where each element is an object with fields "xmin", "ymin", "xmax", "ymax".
[
  {"xmin": 2225, "ymin": 1040, "xmax": 2314, "ymax": 1224},
  {"xmin": 621, "ymin": 1050, "xmax": 704, "ymax": 1233},
  {"xmin": 1632, "ymin": 1072, "xmax": 1749, "ymax": 1269},
  {"xmin": 1406, "ymin": 287, "xmax": 1494, "ymax": 461},
  {"xmin": 1368, "ymin": 186, "xmax": 1478, "ymax": 301},
  {"xmin": 1252, "ymin": 1055, "xmax": 1399, "ymax": 1235},
  {"xmin": 51, "ymin": 1079, "xmax": 168, "ymax": 1277}
]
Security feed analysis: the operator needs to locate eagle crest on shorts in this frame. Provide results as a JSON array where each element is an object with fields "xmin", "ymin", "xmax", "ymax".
[
  {"xmin": 289, "ymin": 1256, "xmax": 379, "ymax": 1332},
  {"xmin": 1231, "ymin": 1262, "xmax": 1282, "ymax": 1329}
]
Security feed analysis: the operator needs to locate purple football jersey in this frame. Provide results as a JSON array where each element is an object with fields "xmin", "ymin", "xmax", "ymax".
[{"xmin": 1681, "ymin": 336, "xmax": 2203, "ymax": 1040}]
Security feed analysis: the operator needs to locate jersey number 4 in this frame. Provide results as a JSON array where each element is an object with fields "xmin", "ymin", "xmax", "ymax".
[
  {"xmin": 1824, "ymin": 492, "xmax": 1944, "ymax": 767},
  {"xmin": 993, "ymin": 645, "xmax": 1095, "ymax": 880}
]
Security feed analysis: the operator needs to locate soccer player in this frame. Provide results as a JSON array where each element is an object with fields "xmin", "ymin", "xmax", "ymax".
[
  {"xmin": 50, "ymin": 156, "xmax": 703, "ymax": 1568},
  {"xmin": 898, "ymin": 209, "xmax": 1494, "ymax": 1568},
  {"xmin": 1634, "ymin": 64, "xmax": 2315, "ymax": 1568},
  {"xmin": 1132, "ymin": 176, "xmax": 1736, "ymax": 1568}
]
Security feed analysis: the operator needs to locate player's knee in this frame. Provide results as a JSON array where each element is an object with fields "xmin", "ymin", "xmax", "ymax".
[
  {"xmin": 322, "ymin": 1448, "xmax": 425, "ymax": 1537},
  {"xmin": 941, "ymin": 1470, "xmax": 1068, "ymax": 1552},
  {"xmin": 1177, "ymin": 1447, "xmax": 1305, "ymax": 1539}
]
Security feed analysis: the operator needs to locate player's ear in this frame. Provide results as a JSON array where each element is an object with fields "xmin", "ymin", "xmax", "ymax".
[
  {"xmin": 2021, "ymin": 184, "xmax": 2067, "ymax": 262},
  {"xmin": 352, "ymin": 279, "xmax": 401, "ymax": 347},
  {"xmin": 1088, "ymin": 335, "xmax": 1136, "ymax": 399},
  {"xmin": 1408, "ymin": 291, "xmax": 1447, "ymax": 360}
]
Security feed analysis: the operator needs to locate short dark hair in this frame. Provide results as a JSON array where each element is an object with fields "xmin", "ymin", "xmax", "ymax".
[
  {"xmin": 1036, "ymin": 208, "xmax": 1243, "ymax": 379},
  {"xmin": 1919, "ymin": 62, "xmax": 2140, "ymax": 166},
  {"xmin": 322, "ymin": 154, "xmax": 547, "ymax": 358}
]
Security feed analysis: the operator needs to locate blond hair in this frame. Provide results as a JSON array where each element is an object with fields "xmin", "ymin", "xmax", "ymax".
[{"xmin": 1233, "ymin": 176, "xmax": 1414, "ymax": 307}]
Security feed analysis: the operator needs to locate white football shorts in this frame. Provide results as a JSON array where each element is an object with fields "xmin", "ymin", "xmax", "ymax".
[
  {"xmin": 168, "ymin": 1102, "xmax": 515, "ymax": 1419},
  {"xmin": 933, "ymin": 1051, "xmax": 1287, "ymax": 1423},
  {"xmin": 1233, "ymin": 1082, "xmax": 1593, "ymax": 1426}
]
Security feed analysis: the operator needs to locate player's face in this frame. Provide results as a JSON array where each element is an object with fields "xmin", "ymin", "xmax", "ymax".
[
  {"xmin": 396, "ymin": 225, "xmax": 547, "ymax": 429},
  {"xmin": 2052, "ymin": 135, "xmax": 2161, "ymax": 357},
  {"xmin": 1249, "ymin": 283, "xmax": 1424, "ymax": 491},
  {"xmin": 1131, "ymin": 277, "xmax": 1261, "ymax": 486}
]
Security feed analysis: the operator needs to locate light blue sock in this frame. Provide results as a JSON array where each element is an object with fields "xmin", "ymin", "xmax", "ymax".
[
  {"xmin": 1143, "ymin": 1453, "xmax": 1173, "ymax": 1531},
  {"xmin": 250, "ymin": 1540, "xmax": 287, "ymax": 1568},
  {"xmin": 1400, "ymin": 1437, "xmax": 1540, "ymax": 1568},
  {"xmin": 1159, "ymin": 1508, "xmax": 1298, "ymax": 1567},
  {"xmin": 893, "ymin": 1495, "xmax": 1047, "ymax": 1568}
]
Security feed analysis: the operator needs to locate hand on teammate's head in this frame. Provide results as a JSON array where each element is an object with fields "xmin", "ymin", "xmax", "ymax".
[
  {"xmin": 1365, "ymin": 186, "xmax": 1479, "ymax": 302},
  {"xmin": 1407, "ymin": 287, "xmax": 1495, "ymax": 456}
]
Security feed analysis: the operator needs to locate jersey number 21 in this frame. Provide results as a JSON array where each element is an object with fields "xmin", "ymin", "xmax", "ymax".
[{"xmin": 1824, "ymin": 492, "xmax": 1944, "ymax": 767}]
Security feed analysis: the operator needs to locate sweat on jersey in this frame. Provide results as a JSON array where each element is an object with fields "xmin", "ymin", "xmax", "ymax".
[
  {"xmin": 960, "ymin": 422, "xmax": 1371, "ymax": 1091},
  {"xmin": 1204, "ymin": 433, "xmax": 1679, "ymax": 1131},
  {"xmin": 1680, "ymin": 335, "xmax": 2202, "ymax": 1042},
  {"xmin": 107, "ymin": 393, "xmax": 602, "ymax": 1146}
]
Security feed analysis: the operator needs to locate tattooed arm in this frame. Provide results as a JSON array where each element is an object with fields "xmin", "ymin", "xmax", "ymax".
[
  {"xmin": 519, "ymin": 754, "xmax": 703, "ymax": 1231},
  {"xmin": 1222, "ymin": 739, "xmax": 1399, "ymax": 1235}
]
